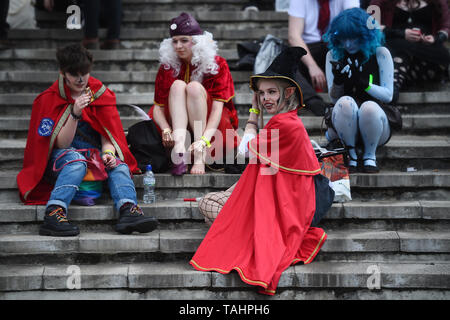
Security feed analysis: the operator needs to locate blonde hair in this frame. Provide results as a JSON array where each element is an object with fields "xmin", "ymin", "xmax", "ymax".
[
  {"xmin": 254, "ymin": 78, "xmax": 299, "ymax": 128},
  {"xmin": 158, "ymin": 31, "xmax": 219, "ymax": 82}
]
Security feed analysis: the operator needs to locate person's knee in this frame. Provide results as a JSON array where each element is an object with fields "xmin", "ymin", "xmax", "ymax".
[
  {"xmin": 333, "ymin": 96, "xmax": 358, "ymax": 113},
  {"xmin": 109, "ymin": 162, "xmax": 131, "ymax": 177},
  {"xmin": 333, "ymin": 96, "xmax": 358, "ymax": 118},
  {"xmin": 359, "ymin": 101, "xmax": 382, "ymax": 120},
  {"xmin": 186, "ymin": 81, "xmax": 206, "ymax": 101},
  {"xmin": 170, "ymin": 79, "xmax": 187, "ymax": 93},
  {"xmin": 62, "ymin": 150, "xmax": 87, "ymax": 173}
]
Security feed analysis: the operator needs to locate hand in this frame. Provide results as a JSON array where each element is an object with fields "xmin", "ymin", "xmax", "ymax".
[
  {"xmin": 251, "ymin": 92, "xmax": 260, "ymax": 109},
  {"xmin": 331, "ymin": 57, "xmax": 360, "ymax": 85},
  {"xmin": 237, "ymin": 132, "xmax": 256, "ymax": 158},
  {"xmin": 188, "ymin": 140, "xmax": 207, "ymax": 154},
  {"xmin": 161, "ymin": 128, "xmax": 174, "ymax": 148},
  {"xmin": 308, "ymin": 64, "xmax": 327, "ymax": 91},
  {"xmin": 423, "ymin": 35, "xmax": 435, "ymax": 45},
  {"xmin": 330, "ymin": 60, "xmax": 346, "ymax": 85},
  {"xmin": 405, "ymin": 28, "xmax": 422, "ymax": 42},
  {"xmin": 102, "ymin": 153, "xmax": 117, "ymax": 170},
  {"xmin": 73, "ymin": 92, "xmax": 92, "ymax": 117}
]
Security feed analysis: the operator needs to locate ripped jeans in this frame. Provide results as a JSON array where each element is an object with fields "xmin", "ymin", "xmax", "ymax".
[{"xmin": 45, "ymin": 148, "xmax": 137, "ymax": 212}]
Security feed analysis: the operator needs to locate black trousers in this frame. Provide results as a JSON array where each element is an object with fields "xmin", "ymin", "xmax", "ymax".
[
  {"xmin": 295, "ymin": 41, "xmax": 329, "ymax": 116},
  {"xmin": 82, "ymin": 0, "xmax": 122, "ymax": 40},
  {"xmin": 0, "ymin": 0, "xmax": 9, "ymax": 40}
]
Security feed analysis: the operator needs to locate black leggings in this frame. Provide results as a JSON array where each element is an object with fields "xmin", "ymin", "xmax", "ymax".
[{"xmin": 393, "ymin": 54, "xmax": 448, "ymax": 90}]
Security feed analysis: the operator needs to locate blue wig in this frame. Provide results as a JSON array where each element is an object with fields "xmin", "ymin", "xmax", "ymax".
[{"xmin": 322, "ymin": 7, "xmax": 385, "ymax": 63}]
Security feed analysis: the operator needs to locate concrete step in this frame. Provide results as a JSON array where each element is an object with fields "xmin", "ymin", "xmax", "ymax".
[
  {"xmin": 1, "ymin": 170, "xmax": 450, "ymax": 202},
  {"xmin": 1, "ymin": 92, "xmax": 449, "ymax": 116},
  {"xmin": 5, "ymin": 27, "xmax": 286, "ymax": 49},
  {"xmin": 0, "ymin": 228, "xmax": 449, "ymax": 255},
  {"xmin": 0, "ymin": 70, "xmax": 253, "ymax": 94},
  {"xmin": 1, "ymin": 114, "xmax": 449, "ymax": 139},
  {"xmin": 35, "ymin": 10, "xmax": 287, "ymax": 29},
  {"xmin": 48, "ymin": 0, "xmax": 272, "ymax": 13},
  {"xmin": 1, "ymin": 261, "xmax": 449, "ymax": 299},
  {"xmin": 2, "ymin": 71, "xmax": 450, "ymax": 98},
  {"xmin": 0, "ymin": 49, "xmax": 239, "ymax": 73},
  {"xmin": 1, "ymin": 134, "xmax": 449, "ymax": 171},
  {"xmin": 1, "ymin": 200, "xmax": 449, "ymax": 235}
]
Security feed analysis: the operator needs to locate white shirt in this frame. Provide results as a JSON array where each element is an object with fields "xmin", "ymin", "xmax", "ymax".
[{"xmin": 288, "ymin": 0, "xmax": 360, "ymax": 43}]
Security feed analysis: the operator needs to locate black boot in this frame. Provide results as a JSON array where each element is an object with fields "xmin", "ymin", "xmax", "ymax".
[
  {"xmin": 39, "ymin": 205, "xmax": 80, "ymax": 237},
  {"xmin": 115, "ymin": 203, "xmax": 158, "ymax": 234}
]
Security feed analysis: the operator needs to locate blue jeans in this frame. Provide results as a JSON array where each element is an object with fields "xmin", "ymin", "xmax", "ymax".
[{"xmin": 45, "ymin": 148, "xmax": 137, "ymax": 212}]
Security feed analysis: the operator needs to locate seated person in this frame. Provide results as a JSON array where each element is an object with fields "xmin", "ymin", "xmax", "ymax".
[
  {"xmin": 149, "ymin": 12, "xmax": 239, "ymax": 175},
  {"xmin": 370, "ymin": 0, "xmax": 450, "ymax": 103},
  {"xmin": 17, "ymin": 44, "xmax": 158, "ymax": 236},
  {"xmin": 287, "ymin": 0, "xmax": 360, "ymax": 115},
  {"xmin": 323, "ymin": 8, "xmax": 397, "ymax": 173},
  {"xmin": 190, "ymin": 47, "xmax": 327, "ymax": 296}
]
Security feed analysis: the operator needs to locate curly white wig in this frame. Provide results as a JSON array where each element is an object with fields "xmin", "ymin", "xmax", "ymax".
[{"xmin": 158, "ymin": 31, "xmax": 219, "ymax": 82}]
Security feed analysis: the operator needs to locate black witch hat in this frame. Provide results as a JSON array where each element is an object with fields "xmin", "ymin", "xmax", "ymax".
[{"xmin": 250, "ymin": 46, "xmax": 307, "ymax": 108}]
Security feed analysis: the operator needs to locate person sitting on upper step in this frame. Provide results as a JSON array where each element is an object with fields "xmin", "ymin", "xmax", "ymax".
[
  {"xmin": 288, "ymin": 0, "xmax": 360, "ymax": 116},
  {"xmin": 17, "ymin": 43, "xmax": 158, "ymax": 237},
  {"xmin": 149, "ymin": 12, "xmax": 240, "ymax": 176},
  {"xmin": 323, "ymin": 7, "xmax": 399, "ymax": 174},
  {"xmin": 369, "ymin": 0, "xmax": 450, "ymax": 104}
]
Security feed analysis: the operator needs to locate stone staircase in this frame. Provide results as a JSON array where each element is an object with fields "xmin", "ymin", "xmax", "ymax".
[{"xmin": 0, "ymin": 0, "xmax": 449, "ymax": 300}]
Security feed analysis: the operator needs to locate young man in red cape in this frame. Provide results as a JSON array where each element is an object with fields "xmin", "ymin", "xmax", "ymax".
[
  {"xmin": 190, "ymin": 47, "xmax": 328, "ymax": 295},
  {"xmin": 17, "ymin": 44, "xmax": 158, "ymax": 236}
]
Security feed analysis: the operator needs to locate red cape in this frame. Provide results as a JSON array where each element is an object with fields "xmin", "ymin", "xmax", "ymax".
[
  {"xmin": 190, "ymin": 111, "xmax": 326, "ymax": 295},
  {"xmin": 17, "ymin": 75, "xmax": 139, "ymax": 205}
]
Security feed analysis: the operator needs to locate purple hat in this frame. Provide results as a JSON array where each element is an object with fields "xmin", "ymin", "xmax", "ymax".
[{"xmin": 169, "ymin": 12, "xmax": 203, "ymax": 37}]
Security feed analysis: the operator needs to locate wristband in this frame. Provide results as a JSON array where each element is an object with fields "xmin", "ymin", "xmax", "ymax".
[
  {"xmin": 200, "ymin": 136, "xmax": 211, "ymax": 148},
  {"xmin": 70, "ymin": 109, "xmax": 82, "ymax": 120},
  {"xmin": 249, "ymin": 108, "xmax": 260, "ymax": 115},
  {"xmin": 102, "ymin": 149, "xmax": 115, "ymax": 157},
  {"xmin": 364, "ymin": 74, "xmax": 373, "ymax": 92}
]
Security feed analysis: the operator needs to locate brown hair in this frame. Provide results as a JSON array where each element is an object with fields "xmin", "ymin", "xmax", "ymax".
[{"xmin": 56, "ymin": 43, "xmax": 93, "ymax": 76}]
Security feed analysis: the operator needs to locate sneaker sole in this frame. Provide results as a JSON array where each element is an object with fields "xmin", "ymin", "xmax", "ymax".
[
  {"xmin": 39, "ymin": 227, "xmax": 80, "ymax": 237},
  {"xmin": 115, "ymin": 218, "xmax": 158, "ymax": 235}
]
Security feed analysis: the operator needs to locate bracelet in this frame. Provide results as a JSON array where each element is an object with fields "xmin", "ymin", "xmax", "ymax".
[
  {"xmin": 200, "ymin": 136, "xmax": 211, "ymax": 148},
  {"xmin": 364, "ymin": 74, "xmax": 373, "ymax": 92},
  {"xmin": 102, "ymin": 149, "xmax": 115, "ymax": 157},
  {"xmin": 246, "ymin": 120, "xmax": 259, "ymax": 128},
  {"xmin": 70, "ymin": 109, "xmax": 82, "ymax": 120},
  {"xmin": 249, "ymin": 108, "xmax": 260, "ymax": 115},
  {"xmin": 162, "ymin": 128, "xmax": 172, "ymax": 134}
]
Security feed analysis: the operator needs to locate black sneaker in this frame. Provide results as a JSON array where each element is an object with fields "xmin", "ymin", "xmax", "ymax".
[
  {"xmin": 39, "ymin": 206, "xmax": 80, "ymax": 237},
  {"xmin": 115, "ymin": 203, "xmax": 158, "ymax": 234}
]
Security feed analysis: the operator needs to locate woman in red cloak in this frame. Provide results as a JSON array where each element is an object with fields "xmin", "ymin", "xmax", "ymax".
[
  {"xmin": 17, "ymin": 44, "xmax": 158, "ymax": 237},
  {"xmin": 148, "ymin": 12, "xmax": 239, "ymax": 175},
  {"xmin": 190, "ymin": 47, "xmax": 327, "ymax": 295}
]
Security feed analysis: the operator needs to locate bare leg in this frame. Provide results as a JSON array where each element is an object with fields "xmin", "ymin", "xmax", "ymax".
[
  {"xmin": 186, "ymin": 81, "xmax": 208, "ymax": 174},
  {"xmin": 169, "ymin": 80, "xmax": 189, "ymax": 154}
]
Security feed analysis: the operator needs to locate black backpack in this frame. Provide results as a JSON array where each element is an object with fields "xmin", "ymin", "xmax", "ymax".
[{"xmin": 126, "ymin": 120, "xmax": 170, "ymax": 173}]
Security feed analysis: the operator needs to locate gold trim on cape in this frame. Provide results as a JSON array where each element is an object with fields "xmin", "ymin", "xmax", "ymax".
[{"xmin": 248, "ymin": 143, "xmax": 322, "ymax": 174}]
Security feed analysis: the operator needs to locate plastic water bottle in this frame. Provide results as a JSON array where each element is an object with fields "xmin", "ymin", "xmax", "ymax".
[{"xmin": 143, "ymin": 164, "xmax": 156, "ymax": 204}]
